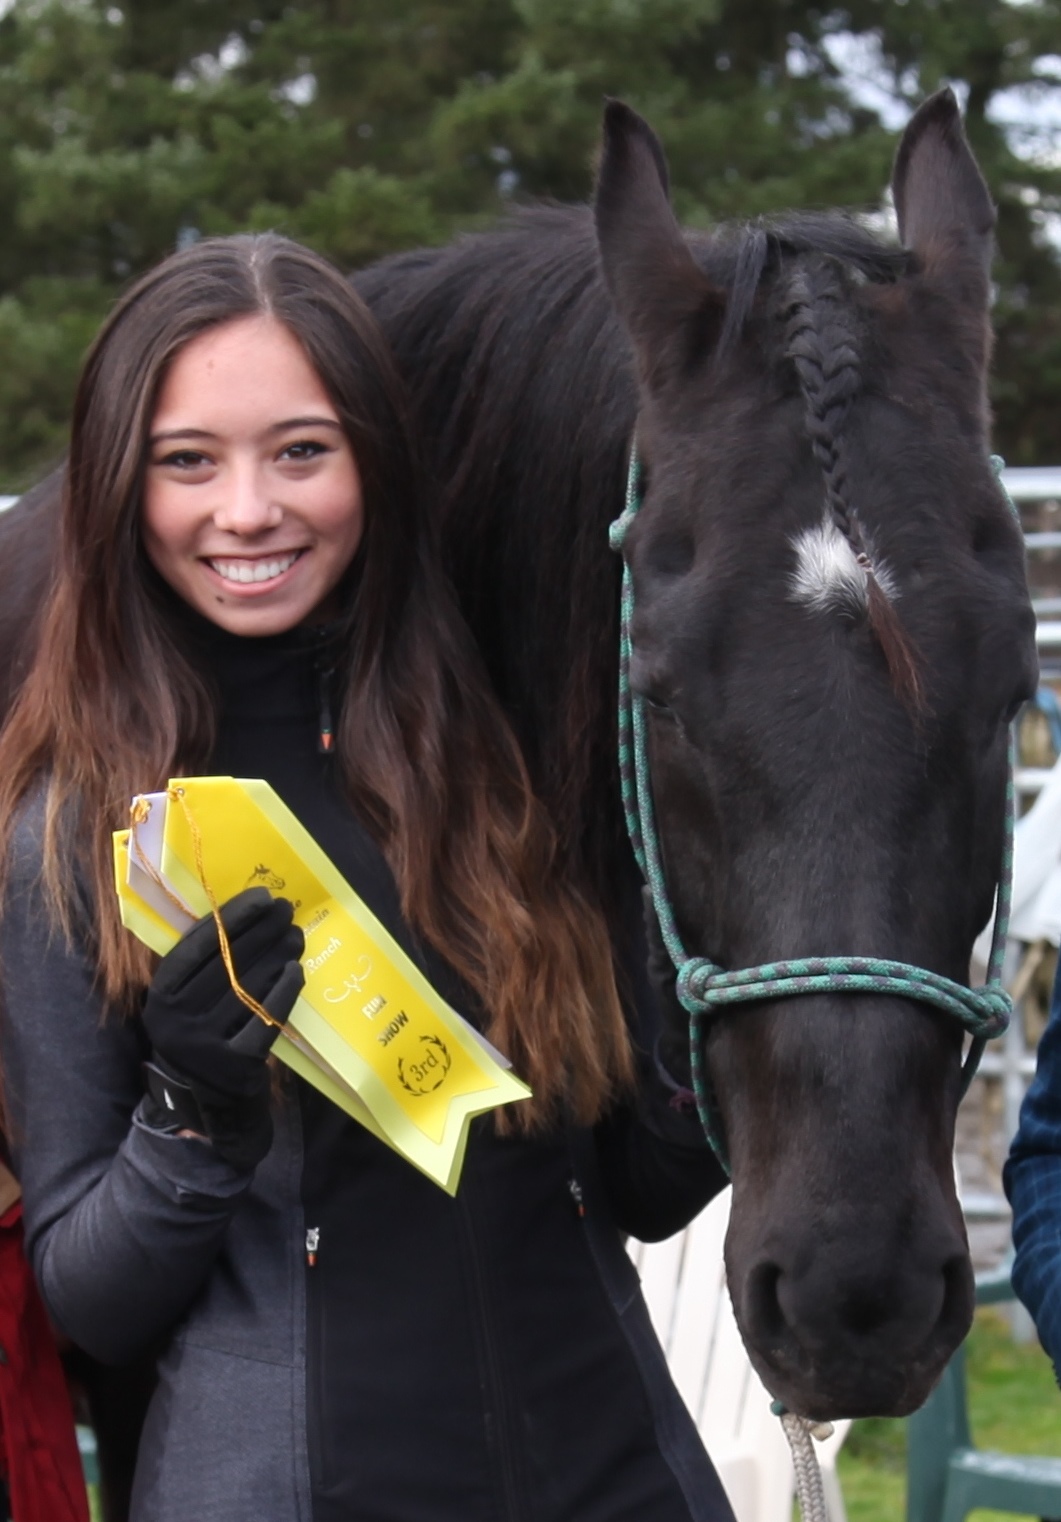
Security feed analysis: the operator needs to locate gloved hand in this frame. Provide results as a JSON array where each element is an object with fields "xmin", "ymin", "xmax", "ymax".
[
  {"xmin": 141, "ymin": 887, "xmax": 305, "ymax": 1171},
  {"xmin": 642, "ymin": 887, "xmax": 693, "ymax": 1093}
]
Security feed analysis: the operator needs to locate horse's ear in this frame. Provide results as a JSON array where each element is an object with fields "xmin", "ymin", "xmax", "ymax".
[
  {"xmin": 594, "ymin": 100, "xmax": 724, "ymax": 389},
  {"xmin": 891, "ymin": 88, "xmax": 996, "ymax": 298}
]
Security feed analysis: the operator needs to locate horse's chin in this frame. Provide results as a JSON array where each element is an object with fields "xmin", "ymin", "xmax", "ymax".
[{"xmin": 740, "ymin": 1328, "xmax": 970, "ymax": 1422}]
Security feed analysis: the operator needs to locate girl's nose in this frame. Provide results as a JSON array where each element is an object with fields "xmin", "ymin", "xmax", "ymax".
[{"xmin": 211, "ymin": 466, "xmax": 283, "ymax": 535}]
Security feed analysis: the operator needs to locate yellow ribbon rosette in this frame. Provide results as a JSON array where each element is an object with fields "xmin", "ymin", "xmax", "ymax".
[{"xmin": 113, "ymin": 776, "xmax": 530, "ymax": 1193}]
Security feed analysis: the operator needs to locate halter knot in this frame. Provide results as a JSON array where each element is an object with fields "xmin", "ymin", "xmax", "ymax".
[
  {"xmin": 608, "ymin": 516, "xmax": 629, "ymax": 554},
  {"xmin": 676, "ymin": 960, "xmax": 712, "ymax": 1012},
  {"xmin": 609, "ymin": 448, "xmax": 643, "ymax": 555}
]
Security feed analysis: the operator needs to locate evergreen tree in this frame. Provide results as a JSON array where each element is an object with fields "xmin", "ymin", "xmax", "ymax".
[{"xmin": 0, "ymin": 0, "xmax": 1058, "ymax": 488}]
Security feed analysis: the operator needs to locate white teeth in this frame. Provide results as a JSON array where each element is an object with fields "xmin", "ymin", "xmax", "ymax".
[{"xmin": 209, "ymin": 553, "xmax": 299, "ymax": 585}]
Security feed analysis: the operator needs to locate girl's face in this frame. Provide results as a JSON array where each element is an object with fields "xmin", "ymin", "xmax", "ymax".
[{"xmin": 142, "ymin": 315, "xmax": 364, "ymax": 636}]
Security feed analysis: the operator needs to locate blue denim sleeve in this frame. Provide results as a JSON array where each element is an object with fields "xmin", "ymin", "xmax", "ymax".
[{"xmin": 1004, "ymin": 954, "xmax": 1061, "ymax": 1377}]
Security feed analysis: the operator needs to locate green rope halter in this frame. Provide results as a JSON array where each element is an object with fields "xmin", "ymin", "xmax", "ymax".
[{"xmin": 609, "ymin": 448, "xmax": 1016, "ymax": 1174}]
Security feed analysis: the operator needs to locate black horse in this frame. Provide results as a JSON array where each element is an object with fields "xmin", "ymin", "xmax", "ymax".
[{"xmin": 0, "ymin": 92, "xmax": 1036, "ymax": 1427}]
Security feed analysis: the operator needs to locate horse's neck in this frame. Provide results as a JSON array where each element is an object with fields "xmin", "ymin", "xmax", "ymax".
[{"xmin": 359, "ymin": 210, "xmax": 638, "ymax": 900}]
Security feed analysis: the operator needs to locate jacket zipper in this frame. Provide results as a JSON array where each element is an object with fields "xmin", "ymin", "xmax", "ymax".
[
  {"xmin": 298, "ymin": 1077, "xmax": 330, "ymax": 1494},
  {"xmin": 305, "ymin": 1233, "xmax": 331, "ymax": 1491},
  {"xmin": 457, "ymin": 1189, "xmax": 524, "ymax": 1522}
]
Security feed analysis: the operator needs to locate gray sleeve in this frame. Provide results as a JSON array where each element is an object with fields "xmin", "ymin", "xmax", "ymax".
[{"xmin": 1, "ymin": 798, "xmax": 254, "ymax": 1364}]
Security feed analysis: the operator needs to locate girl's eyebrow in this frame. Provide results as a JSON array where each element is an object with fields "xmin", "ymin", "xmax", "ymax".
[
  {"xmin": 149, "ymin": 417, "xmax": 343, "ymax": 445},
  {"xmin": 267, "ymin": 417, "xmax": 343, "ymax": 434},
  {"xmin": 149, "ymin": 428, "xmax": 216, "ymax": 444}
]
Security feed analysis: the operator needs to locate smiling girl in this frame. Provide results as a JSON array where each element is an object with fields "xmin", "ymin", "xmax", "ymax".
[{"xmin": 0, "ymin": 234, "xmax": 730, "ymax": 1522}]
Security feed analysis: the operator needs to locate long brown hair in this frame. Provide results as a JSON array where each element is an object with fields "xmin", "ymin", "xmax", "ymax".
[{"xmin": 0, "ymin": 233, "xmax": 632, "ymax": 1129}]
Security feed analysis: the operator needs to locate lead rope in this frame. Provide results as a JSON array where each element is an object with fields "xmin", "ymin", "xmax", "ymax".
[
  {"xmin": 609, "ymin": 446, "xmax": 1019, "ymax": 1518},
  {"xmin": 777, "ymin": 1408, "xmax": 833, "ymax": 1522}
]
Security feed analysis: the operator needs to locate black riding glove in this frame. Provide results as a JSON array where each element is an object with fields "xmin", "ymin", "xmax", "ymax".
[
  {"xmin": 141, "ymin": 887, "xmax": 305, "ymax": 1171},
  {"xmin": 642, "ymin": 886, "xmax": 694, "ymax": 1094}
]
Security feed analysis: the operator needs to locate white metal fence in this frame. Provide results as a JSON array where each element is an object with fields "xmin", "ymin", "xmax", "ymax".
[{"xmin": 975, "ymin": 466, "xmax": 1061, "ymax": 1232}]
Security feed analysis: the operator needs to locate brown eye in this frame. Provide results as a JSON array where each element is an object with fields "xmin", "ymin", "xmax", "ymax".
[
  {"xmin": 158, "ymin": 450, "xmax": 209, "ymax": 469},
  {"xmin": 280, "ymin": 440, "xmax": 329, "ymax": 462}
]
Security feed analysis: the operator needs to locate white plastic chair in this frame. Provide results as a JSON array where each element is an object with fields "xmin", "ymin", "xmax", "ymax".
[
  {"xmin": 628, "ymin": 1187, "xmax": 849, "ymax": 1522},
  {"xmin": 973, "ymin": 749, "xmax": 1061, "ymax": 963}
]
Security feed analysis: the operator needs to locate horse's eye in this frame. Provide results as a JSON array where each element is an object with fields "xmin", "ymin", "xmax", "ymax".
[
  {"xmin": 629, "ymin": 654, "xmax": 675, "ymax": 717},
  {"xmin": 642, "ymin": 693, "xmax": 675, "ymax": 719}
]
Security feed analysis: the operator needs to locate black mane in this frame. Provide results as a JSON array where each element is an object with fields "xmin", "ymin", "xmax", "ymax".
[
  {"xmin": 354, "ymin": 202, "xmax": 909, "ymax": 903},
  {"xmin": 705, "ymin": 213, "xmax": 911, "ymax": 356},
  {"xmin": 357, "ymin": 207, "xmax": 637, "ymax": 902}
]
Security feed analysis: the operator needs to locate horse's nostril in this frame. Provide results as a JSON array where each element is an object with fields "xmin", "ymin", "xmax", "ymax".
[{"xmin": 745, "ymin": 1260, "xmax": 786, "ymax": 1343}]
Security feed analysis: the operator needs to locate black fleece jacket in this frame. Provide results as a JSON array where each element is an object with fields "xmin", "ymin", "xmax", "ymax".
[
  {"xmin": 209, "ymin": 622, "xmax": 730, "ymax": 1520},
  {"xmin": 5, "ymin": 616, "xmax": 732, "ymax": 1522}
]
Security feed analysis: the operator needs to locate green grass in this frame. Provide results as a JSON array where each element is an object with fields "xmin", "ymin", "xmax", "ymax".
[{"xmin": 836, "ymin": 1308, "xmax": 1061, "ymax": 1522}]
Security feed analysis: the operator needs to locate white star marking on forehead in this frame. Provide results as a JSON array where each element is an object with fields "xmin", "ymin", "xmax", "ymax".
[{"xmin": 789, "ymin": 516, "xmax": 896, "ymax": 615}]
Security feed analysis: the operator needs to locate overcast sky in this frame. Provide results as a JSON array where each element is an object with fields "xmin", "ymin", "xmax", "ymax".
[{"xmin": 827, "ymin": 27, "xmax": 1061, "ymax": 168}]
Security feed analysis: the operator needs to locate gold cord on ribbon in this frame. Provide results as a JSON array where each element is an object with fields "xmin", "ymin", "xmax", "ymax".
[
  {"xmin": 130, "ymin": 791, "xmax": 281, "ymax": 1029},
  {"xmin": 129, "ymin": 796, "xmax": 194, "ymax": 920}
]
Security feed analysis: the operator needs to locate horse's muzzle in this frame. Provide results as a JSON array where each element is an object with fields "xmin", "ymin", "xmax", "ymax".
[{"xmin": 734, "ymin": 1229, "xmax": 975, "ymax": 1419}]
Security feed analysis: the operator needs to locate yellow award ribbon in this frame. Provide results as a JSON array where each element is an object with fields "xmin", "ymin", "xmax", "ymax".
[{"xmin": 114, "ymin": 777, "xmax": 531, "ymax": 1193}]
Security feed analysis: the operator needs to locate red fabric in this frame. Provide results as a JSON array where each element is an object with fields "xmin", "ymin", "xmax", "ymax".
[{"xmin": 0, "ymin": 1202, "xmax": 89, "ymax": 1522}]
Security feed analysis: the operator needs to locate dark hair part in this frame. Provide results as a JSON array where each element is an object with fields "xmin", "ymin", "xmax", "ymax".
[{"xmin": 0, "ymin": 233, "xmax": 633, "ymax": 1129}]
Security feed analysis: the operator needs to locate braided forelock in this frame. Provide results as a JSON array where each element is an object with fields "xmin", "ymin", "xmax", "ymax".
[
  {"xmin": 784, "ymin": 257, "xmax": 866, "ymax": 561},
  {"xmin": 784, "ymin": 256, "xmax": 922, "ymax": 708}
]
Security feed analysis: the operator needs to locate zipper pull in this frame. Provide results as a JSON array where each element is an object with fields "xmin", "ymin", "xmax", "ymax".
[
  {"xmin": 306, "ymin": 1226, "xmax": 320, "ymax": 1267},
  {"xmin": 316, "ymin": 665, "xmax": 335, "ymax": 754},
  {"xmin": 567, "ymin": 1178, "xmax": 585, "ymax": 1219}
]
